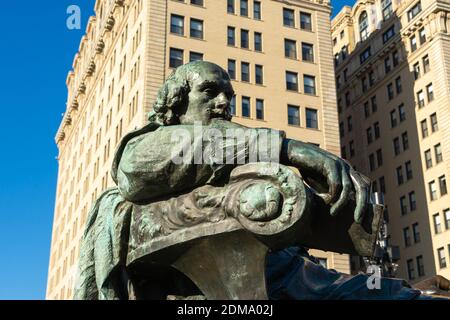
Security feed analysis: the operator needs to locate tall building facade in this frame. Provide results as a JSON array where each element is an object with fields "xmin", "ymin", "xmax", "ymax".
[
  {"xmin": 47, "ymin": 0, "xmax": 347, "ymax": 300},
  {"xmin": 332, "ymin": 0, "xmax": 450, "ymax": 282}
]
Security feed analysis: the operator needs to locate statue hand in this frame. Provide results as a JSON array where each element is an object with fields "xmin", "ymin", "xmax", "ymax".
[{"xmin": 283, "ymin": 140, "xmax": 370, "ymax": 224}]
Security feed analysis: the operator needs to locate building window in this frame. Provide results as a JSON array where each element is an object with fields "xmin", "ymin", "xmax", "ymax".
[
  {"xmin": 409, "ymin": 191, "xmax": 417, "ymax": 211},
  {"xmin": 417, "ymin": 90, "xmax": 425, "ymax": 108},
  {"xmin": 189, "ymin": 51, "xmax": 203, "ymax": 62},
  {"xmin": 382, "ymin": 0, "xmax": 393, "ymax": 20},
  {"xmin": 403, "ymin": 227, "xmax": 411, "ymax": 247},
  {"xmin": 369, "ymin": 71, "xmax": 375, "ymax": 86},
  {"xmin": 255, "ymin": 64, "xmax": 263, "ymax": 85},
  {"xmin": 360, "ymin": 47, "xmax": 371, "ymax": 64},
  {"xmin": 254, "ymin": 1, "xmax": 261, "ymax": 20},
  {"xmin": 393, "ymin": 138, "xmax": 401, "ymax": 156},
  {"xmin": 417, "ymin": 256, "xmax": 425, "ymax": 277},
  {"xmin": 349, "ymin": 141, "xmax": 355, "ymax": 158},
  {"xmin": 240, "ymin": 0, "xmax": 248, "ymax": 16},
  {"xmin": 387, "ymin": 83, "xmax": 394, "ymax": 100},
  {"xmin": 377, "ymin": 149, "xmax": 383, "ymax": 167},
  {"xmin": 374, "ymin": 122, "xmax": 380, "ymax": 139},
  {"xmin": 429, "ymin": 180, "xmax": 438, "ymax": 201},
  {"xmin": 390, "ymin": 110, "xmax": 397, "ymax": 127},
  {"xmin": 405, "ymin": 161, "xmax": 413, "ymax": 180},
  {"xmin": 426, "ymin": 83, "xmax": 434, "ymax": 102},
  {"xmin": 430, "ymin": 113, "xmax": 438, "ymax": 132},
  {"xmin": 242, "ymin": 96, "xmax": 250, "ymax": 117},
  {"xmin": 359, "ymin": 11, "xmax": 369, "ymax": 41},
  {"xmin": 438, "ymin": 247, "xmax": 447, "ymax": 269},
  {"xmin": 382, "ymin": 25, "xmax": 395, "ymax": 43},
  {"xmin": 241, "ymin": 29, "xmax": 249, "ymax": 48},
  {"xmin": 347, "ymin": 116, "xmax": 353, "ymax": 132},
  {"xmin": 304, "ymin": 75, "xmax": 316, "ymax": 95},
  {"xmin": 190, "ymin": 18, "xmax": 204, "ymax": 39},
  {"xmin": 396, "ymin": 77, "xmax": 402, "ymax": 94},
  {"xmin": 345, "ymin": 91, "xmax": 350, "ymax": 107},
  {"xmin": 421, "ymin": 119, "xmax": 428, "ymax": 138},
  {"xmin": 439, "ymin": 175, "xmax": 447, "ymax": 196},
  {"xmin": 170, "ymin": 14, "xmax": 184, "ymax": 35},
  {"xmin": 400, "ymin": 196, "xmax": 407, "ymax": 215},
  {"xmin": 393, "ymin": 50, "xmax": 399, "ymax": 66},
  {"xmin": 230, "ymin": 95, "xmax": 236, "ymax": 115},
  {"xmin": 286, "ymin": 71, "xmax": 298, "ymax": 91},
  {"xmin": 191, "ymin": 0, "xmax": 204, "ymax": 6},
  {"xmin": 241, "ymin": 62, "xmax": 250, "ymax": 82},
  {"xmin": 444, "ymin": 209, "xmax": 450, "ymax": 230},
  {"xmin": 302, "ymin": 43, "xmax": 314, "ymax": 62},
  {"xmin": 407, "ymin": 259, "xmax": 415, "ymax": 280},
  {"xmin": 256, "ymin": 99, "xmax": 264, "ymax": 120},
  {"xmin": 408, "ymin": 2, "xmax": 422, "ymax": 21},
  {"xmin": 402, "ymin": 132, "xmax": 409, "ymax": 150},
  {"xmin": 228, "ymin": 59, "xmax": 236, "ymax": 80},
  {"xmin": 367, "ymin": 127, "xmax": 373, "ymax": 144},
  {"xmin": 425, "ymin": 149, "xmax": 432, "ymax": 169},
  {"xmin": 227, "ymin": 26, "xmax": 236, "ymax": 46},
  {"xmin": 413, "ymin": 223, "xmax": 421, "ymax": 243},
  {"xmin": 410, "ymin": 35, "xmax": 417, "ymax": 52},
  {"xmin": 288, "ymin": 105, "xmax": 300, "ymax": 126},
  {"xmin": 435, "ymin": 143, "xmax": 443, "ymax": 163},
  {"xmin": 300, "ymin": 12, "xmax": 312, "ymax": 31},
  {"xmin": 283, "ymin": 8, "xmax": 295, "ymax": 27},
  {"xmin": 399, "ymin": 104, "xmax": 406, "ymax": 122},
  {"xmin": 369, "ymin": 154, "xmax": 376, "ymax": 171},
  {"xmin": 397, "ymin": 166, "xmax": 404, "ymax": 185},
  {"xmin": 423, "ymin": 55, "xmax": 430, "ymax": 73},
  {"xmin": 384, "ymin": 57, "xmax": 391, "ymax": 74},
  {"xmin": 339, "ymin": 122, "xmax": 345, "ymax": 138},
  {"xmin": 285, "ymin": 39, "xmax": 297, "ymax": 59},
  {"xmin": 413, "ymin": 62, "xmax": 420, "ymax": 80},
  {"xmin": 365, "ymin": 102, "xmax": 371, "ymax": 118},
  {"xmin": 254, "ymin": 32, "xmax": 262, "ymax": 51},
  {"xmin": 419, "ymin": 27, "xmax": 426, "ymax": 44},
  {"xmin": 306, "ymin": 108, "xmax": 318, "ymax": 129},
  {"xmin": 361, "ymin": 77, "xmax": 368, "ymax": 93},
  {"xmin": 227, "ymin": 0, "xmax": 235, "ymax": 14},
  {"xmin": 169, "ymin": 48, "xmax": 183, "ymax": 68}
]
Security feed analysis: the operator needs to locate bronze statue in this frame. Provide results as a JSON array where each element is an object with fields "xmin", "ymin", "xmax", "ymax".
[{"xmin": 74, "ymin": 61, "xmax": 449, "ymax": 300}]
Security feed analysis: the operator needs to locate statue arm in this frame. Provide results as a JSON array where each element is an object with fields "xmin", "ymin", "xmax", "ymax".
[{"xmin": 280, "ymin": 139, "xmax": 370, "ymax": 224}]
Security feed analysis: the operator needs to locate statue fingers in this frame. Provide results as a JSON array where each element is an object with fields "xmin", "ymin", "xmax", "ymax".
[
  {"xmin": 330, "ymin": 165, "xmax": 352, "ymax": 216},
  {"xmin": 350, "ymin": 170, "xmax": 370, "ymax": 224},
  {"xmin": 323, "ymin": 160, "xmax": 343, "ymax": 205}
]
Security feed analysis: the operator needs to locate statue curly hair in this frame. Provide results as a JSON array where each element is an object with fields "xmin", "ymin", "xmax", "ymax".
[{"xmin": 148, "ymin": 61, "xmax": 233, "ymax": 126}]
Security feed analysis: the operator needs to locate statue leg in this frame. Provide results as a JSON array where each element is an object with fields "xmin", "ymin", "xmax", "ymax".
[{"xmin": 172, "ymin": 230, "xmax": 269, "ymax": 300}]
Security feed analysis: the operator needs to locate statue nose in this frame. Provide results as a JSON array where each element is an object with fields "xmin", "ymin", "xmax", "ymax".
[{"xmin": 215, "ymin": 93, "xmax": 229, "ymax": 110}]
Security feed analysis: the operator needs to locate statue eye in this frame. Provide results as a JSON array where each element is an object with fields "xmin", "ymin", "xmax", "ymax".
[{"xmin": 204, "ymin": 88, "xmax": 217, "ymax": 96}]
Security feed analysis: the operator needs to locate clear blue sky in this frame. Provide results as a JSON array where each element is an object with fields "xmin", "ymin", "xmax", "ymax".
[{"xmin": 0, "ymin": 0, "xmax": 355, "ymax": 300}]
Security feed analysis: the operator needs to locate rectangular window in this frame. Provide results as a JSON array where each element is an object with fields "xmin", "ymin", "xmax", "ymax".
[
  {"xmin": 435, "ymin": 143, "xmax": 443, "ymax": 163},
  {"xmin": 383, "ymin": 25, "xmax": 395, "ymax": 43},
  {"xmin": 369, "ymin": 154, "xmax": 375, "ymax": 171},
  {"xmin": 360, "ymin": 47, "xmax": 371, "ymax": 64},
  {"xmin": 407, "ymin": 259, "xmax": 415, "ymax": 280},
  {"xmin": 405, "ymin": 161, "xmax": 413, "ymax": 180},
  {"xmin": 241, "ymin": 62, "xmax": 250, "ymax": 82},
  {"xmin": 367, "ymin": 127, "xmax": 373, "ymax": 144},
  {"xmin": 400, "ymin": 196, "xmax": 407, "ymax": 215},
  {"xmin": 300, "ymin": 12, "xmax": 312, "ymax": 31},
  {"xmin": 431, "ymin": 113, "xmax": 438, "ymax": 132},
  {"xmin": 256, "ymin": 99, "xmax": 264, "ymax": 120},
  {"xmin": 191, "ymin": 0, "xmax": 204, "ymax": 5},
  {"xmin": 417, "ymin": 90, "xmax": 425, "ymax": 108},
  {"xmin": 410, "ymin": 35, "xmax": 417, "ymax": 52},
  {"xmin": 228, "ymin": 59, "xmax": 236, "ymax": 80},
  {"xmin": 397, "ymin": 166, "xmax": 404, "ymax": 185},
  {"xmin": 427, "ymin": 83, "xmax": 434, "ymax": 102},
  {"xmin": 396, "ymin": 77, "xmax": 402, "ymax": 94},
  {"xmin": 439, "ymin": 175, "xmax": 447, "ymax": 196},
  {"xmin": 433, "ymin": 214, "xmax": 442, "ymax": 233},
  {"xmin": 345, "ymin": 92, "xmax": 350, "ymax": 107},
  {"xmin": 349, "ymin": 141, "xmax": 355, "ymax": 158},
  {"xmin": 408, "ymin": 2, "xmax": 422, "ymax": 21},
  {"xmin": 283, "ymin": 8, "xmax": 295, "ymax": 27},
  {"xmin": 240, "ymin": 0, "xmax": 248, "ymax": 16},
  {"xmin": 227, "ymin": 0, "xmax": 235, "ymax": 14},
  {"xmin": 409, "ymin": 191, "xmax": 417, "ymax": 211},
  {"xmin": 288, "ymin": 105, "xmax": 300, "ymax": 126},
  {"xmin": 402, "ymin": 132, "xmax": 409, "ymax": 150},
  {"xmin": 421, "ymin": 119, "xmax": 428, "ymax": 138},
  {"xmin": 189, "ymin": 51, "xmax": 203, "ymax": 62},
  {"xmin": 339, "ymin": 122, "xmax": 345, "ymax": 138},
  {"xmin": 374, "ymin": 122, "xmax": 380, "ymax": 139},
  {"xmin": 255, "ymin": 64, "xmax": 263, "ymax": 85},
  {"xmin": 254, "ymin": 32, "xmax": 262, "ymax": 51},
  {"xmin": 399, "ymin": 104, "xmax": 406, "ymax": 122},
  {"xmin": 413, "ymin": 223, "xmax": 421, "ymax": 243},
  {"xmin": 413, "ymin": 62, "xmax": 420, "ymax": 80},
  {"xmin": 170, "ymin": 14, "xmax": 184, "ymax": 35},
  {"xmin": 385, "ymin": 57, "xmax": 391, "ymax": 74},
  {"xmin": 365, "ymin": 102, "xmax": 370, "ymax": 118},
  {"xmin": 438, "ymin": 247, "xmax": 446, "ymax": 269},
  {"xmin": 227, "ymin": 27, "xmax": 236, "ymax": 46},
  {"xmin": 444, "ymin": 209, "xmax": 450, "ymax": 230},
  {"xmin": 377, "ymin": 149, "xmax": 383, "ymax": 167},
  {"xmin": 286, "ymin": 71, "xmax": 298, "ymax": 91},
  {"xmin": 241, "ymin": 29, "xmax": 249, "ymax": 48},
  {"xmin": 429, "ymin": 180, "xmax": 438, "ymax": 201},
  {"xmin": 423, "ymin": 55, "xmax": 430, "ymax": 73},
  {"xmin": 285, "ymin": 39, "xmax": 297, "ymax": 59},
  {"xmin": 417, "ymin": 256, "xmax": 425, "ymax": 277},
  {"xmin": 403, "ymin": 227, "xmax": 411, "ymax": 247},
  {"xmin": 393, "ymin": 50, "xmax": 399, "ymax": 66},
  {"xmin": 190, "ymin": 18, "xmax": 204, "ymax": 39},
  {"xmin": 169, "ymin": 48, "xmax": 183, "ymax": 68},
  {"xmin": 419, "ymin": 27, "xmax": 426, "ymax": 44},
  {"xmin": 306, "ymin": 108, "xmax": 318, "ymax": 129},
  {"xmin": 425, "ymin": 149, "xmax": 432, "ymax": 169},
  {"xmin": 393, "ymin": 138, "xmax": 401, "ymax": 156},
  {"xmin": 254, "ymin": 1, "xmax": 261, "ymax": 20},
  {"xmin": 390, "ymin": 110, "xmax": 397, "ymax": 127},
  {"xmin": 230, "ymin": 95, "xmax": 236, "ymax": 115},
  {"xmin": 347, "ymin": 116, "xmax": 353, "ymax": 132},
  {"xmin": 302, "ymin": 43, "xmax": 314, "ymax": 62},
  {"xmin": 242, "ymin": 96, "xmax": 250, "ymax": 117},
  {"xmin": 304, "ymin": 75, "xmax": 316, "ymax": 95},
  {"xmin": 387, "ymin": 83, "xmax": 394, "ymax": 100}
]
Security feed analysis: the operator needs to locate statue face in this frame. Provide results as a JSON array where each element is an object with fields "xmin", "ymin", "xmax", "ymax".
[{"xmin": 179, "ymin": 64, "xmax": 235, "ymax": 125}]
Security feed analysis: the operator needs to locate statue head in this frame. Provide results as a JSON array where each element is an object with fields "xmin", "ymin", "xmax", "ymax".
[{"xmin": 148, "ymin": 61, "xmax": 235, "ymax": 126}]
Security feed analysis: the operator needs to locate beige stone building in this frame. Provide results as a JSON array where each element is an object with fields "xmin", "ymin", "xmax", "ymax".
[
  {"xmin": 332, "ymin": 0, "xmax": 450, "ymax": 282},
  {"xmin": 47, "ymin": 0, "xmax": 348, "ymax": 300}
]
